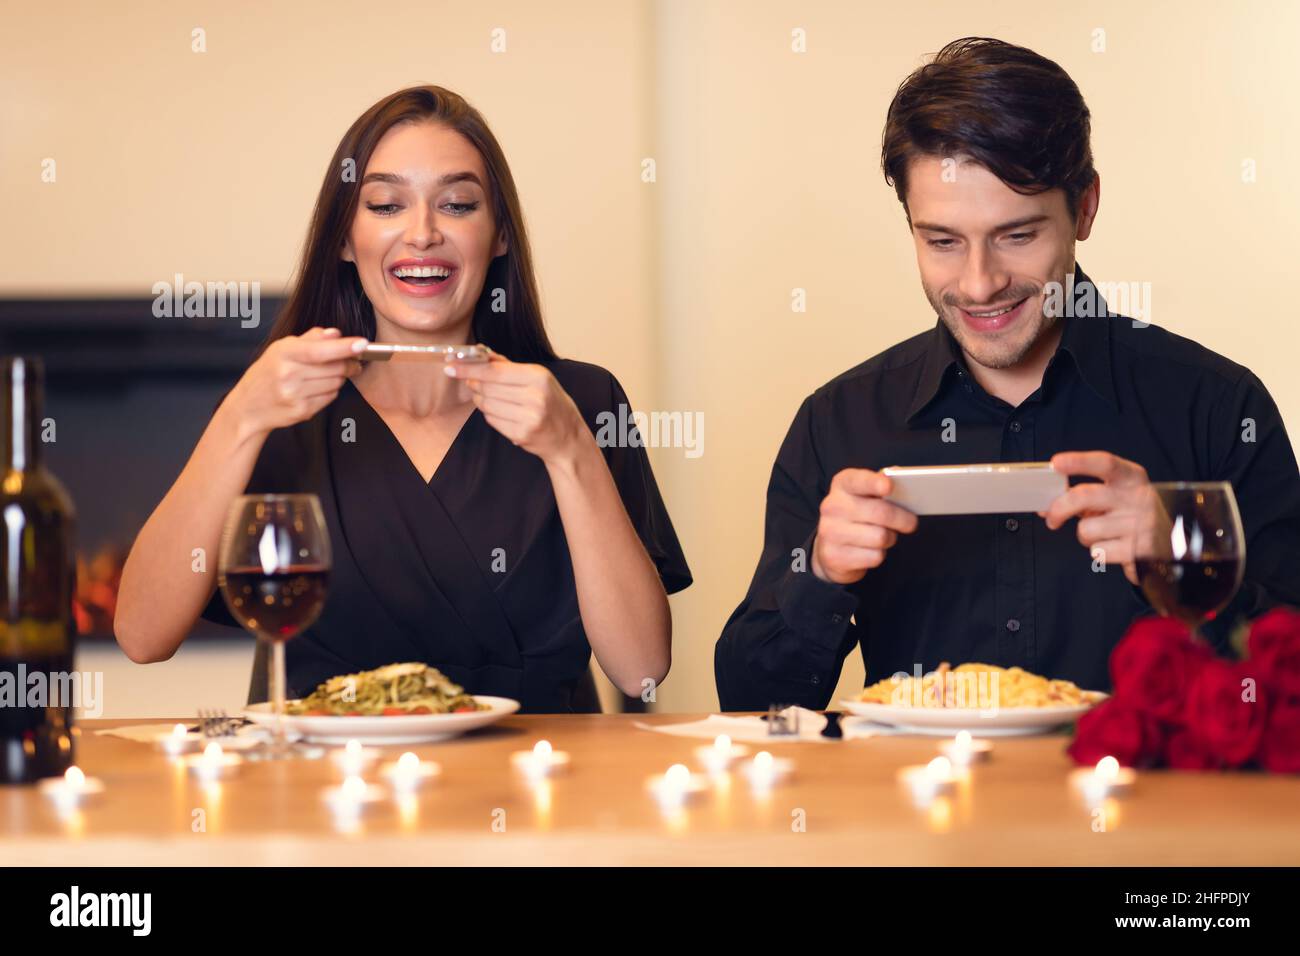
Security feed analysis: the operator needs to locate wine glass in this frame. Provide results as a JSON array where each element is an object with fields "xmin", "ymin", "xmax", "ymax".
[
  {"xmin": 1132, "ymin": 482, "xmax": 1245, "ymax": 641},
  {"xmin": 218, "ymin": 494, "xmax": 331, "ymax": 759}
]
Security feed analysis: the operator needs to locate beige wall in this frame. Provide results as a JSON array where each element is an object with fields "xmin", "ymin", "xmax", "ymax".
[
  {"xmin": 1, "ymin": 0, "xmax": 657, "ymax": 395},
  {"xmin": 4, "ymin": 1, "xmax": 1297, "ymax": 713}
]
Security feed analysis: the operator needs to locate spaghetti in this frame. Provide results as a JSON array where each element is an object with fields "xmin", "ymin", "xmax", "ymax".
[{"xmin": 857, "ymin": 662, "xmax": 1104, "ymax": 709}]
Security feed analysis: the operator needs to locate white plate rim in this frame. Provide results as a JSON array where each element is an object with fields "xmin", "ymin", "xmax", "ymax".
[{"xmin": 838, "ymin": 696, "xmax": 1104, "ymax": 736}]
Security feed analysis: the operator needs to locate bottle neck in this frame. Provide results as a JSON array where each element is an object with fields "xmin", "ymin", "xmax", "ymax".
[{"xmin": 3, "ymin": 358, "xmax": 44, "ymax": 472}]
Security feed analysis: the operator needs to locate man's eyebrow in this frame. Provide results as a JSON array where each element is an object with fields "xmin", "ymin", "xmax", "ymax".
[
  {"xmin": 911, "ymin": 215, "xmax": 1050, "ymax": 235},
  {"xmin": 360, "ymin": 171, "xmax": 485, "ymax": 187}
]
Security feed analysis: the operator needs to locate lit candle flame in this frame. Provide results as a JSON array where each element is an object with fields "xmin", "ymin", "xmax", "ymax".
[
  {"xmin": 927, "ymin": 756, "xmax": 953, "ymax": 780},
  {"xmin": 533, "ymin": 740, "xmax": 553, "ymax": 762},
  {"xmin": 341, "ymin": 775, "xmax": 367, "ymax": 801},
  {"xmin": 665, "ymin": 763, "xmax": 691, "ymax": 789},
  {"xmin": 714, "ymin": 734, "xmax": 731, "ymax": 753},
  {"xmin": 397, "ymin": 752, "xmax": 420, "ymax": 773},
  {"xmin": 1096, "ymin": 756, "xmax": 1120, "ymax": 782},
  {"xmin": 64, "ymin": 766, "xmax": 85, "ymax": 789}
]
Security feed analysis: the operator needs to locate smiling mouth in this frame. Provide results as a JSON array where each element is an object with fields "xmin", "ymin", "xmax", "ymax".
[
  {"xmin": 391, "ymin": 265, "xmax": 455, "ymax": 287},
  {"xmin": 953, "ymin": 295, "xmax": 1035, "ymax": 332},
  {"xmin": 964, "ymin": 298, "xmax": 1027, "ymax": 318}
]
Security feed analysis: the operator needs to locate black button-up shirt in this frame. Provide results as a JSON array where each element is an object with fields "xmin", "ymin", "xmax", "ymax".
[{"xmin": 715, "ymin": 267, "xmax": 1300, "ymax": 711}]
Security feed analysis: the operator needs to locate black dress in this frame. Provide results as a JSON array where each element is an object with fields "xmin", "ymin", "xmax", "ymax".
[{"xmin": 199, "ymin": 359, "xmax": 692, "ymax": 713}]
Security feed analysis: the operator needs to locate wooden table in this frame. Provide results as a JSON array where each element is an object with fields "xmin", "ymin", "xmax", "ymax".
[{"xmin": 5, "ymin": 715, "xmax": 1299, "ymax": 865}]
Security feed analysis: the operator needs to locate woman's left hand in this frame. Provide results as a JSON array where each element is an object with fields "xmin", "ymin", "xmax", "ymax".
[{"xmin": 445, "ymin": 354, "xmax": 590, "ymax": 465}]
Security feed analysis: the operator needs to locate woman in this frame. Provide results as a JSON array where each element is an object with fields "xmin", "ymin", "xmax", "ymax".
[{"xmin": 115, "ymin": 86, "xmax": 691, "ymax": 713}]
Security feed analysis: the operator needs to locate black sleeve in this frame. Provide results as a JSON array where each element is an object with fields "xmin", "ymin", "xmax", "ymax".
[
  {"xmin": 714, "ymin": 395, "xmax": 861, "ymax": 712},
  {"xmin": 1202, "ymin": 369, "xmax": 1300, "ymax": 641},
  {"xmin": 593, "ymin": 371, "xmax": 692, "ymax": 595}
]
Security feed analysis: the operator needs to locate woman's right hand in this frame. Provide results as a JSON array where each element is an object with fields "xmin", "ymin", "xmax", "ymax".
[{"xmin": 226, "ymin": 326, "xmax": 368, "ymax": 437}]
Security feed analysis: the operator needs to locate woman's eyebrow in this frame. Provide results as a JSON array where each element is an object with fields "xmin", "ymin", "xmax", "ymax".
[
  {"xmin": 436, "ymin": 171, "xmax": 483, "ymax": 187},
  {"xmin": 360, "ymin": 171, "xmax": 484, "ymax": 187}
]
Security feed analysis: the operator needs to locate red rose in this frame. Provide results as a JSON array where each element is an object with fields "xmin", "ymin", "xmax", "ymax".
[
  {"xmin": 1109, "ymin": 616, "xmax": 1211, "ymax": 723},
  {"xmin": 1257, "ymin": 694, "xmax": 1300, "ymax": 774},
  {"xmin": 1185, "ymin": 660, "xmax": 1268, "ymax": 767},
  {"xmin": 1068, "ymin": 698, "xmax": 1163, "ymax": 768},
  {"xmin": 1247, "ymin": 607, "xmax": 1300, "ymax": 697},
  {"xmin": 1163, "ymin": 727, "xmax": 1220, "ymax": 771}
]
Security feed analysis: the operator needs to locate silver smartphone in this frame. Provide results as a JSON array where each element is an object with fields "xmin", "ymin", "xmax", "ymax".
[
  {"xmin": 358, "ymin": 343, "xmax": 492, "ymax": 363},
  {"xmin": 880, "ymin": 462, "xmax": 1067, "ymax": 516}
]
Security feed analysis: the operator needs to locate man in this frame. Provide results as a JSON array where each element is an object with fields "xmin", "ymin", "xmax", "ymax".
[{"xmin": 714, "ymin": 37, "xmax": 1300, "ymax": 711}]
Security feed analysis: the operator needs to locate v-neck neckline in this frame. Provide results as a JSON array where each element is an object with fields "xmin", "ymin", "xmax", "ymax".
[{"xmin": 343, "ymin": 377, "xmax": 482, "ymax": 488}]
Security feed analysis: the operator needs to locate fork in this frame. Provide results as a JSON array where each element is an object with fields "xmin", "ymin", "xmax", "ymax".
[{"xmin": 197, "ymin": 708, "xmax": 240, "ymax": 739}]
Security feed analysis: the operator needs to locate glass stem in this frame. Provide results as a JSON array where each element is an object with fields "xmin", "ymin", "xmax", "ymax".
[{"xmin": 271, "ymin": 640, "xmax": 286, "ymax": 750}]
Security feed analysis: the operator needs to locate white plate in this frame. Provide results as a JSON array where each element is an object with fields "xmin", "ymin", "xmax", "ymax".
[
  {"xmin": 839, "ymin": 698, "xmax": 1103, "ymax": 736},
  {"xmin": 244, "ymin": 696, "xmax": 520, "ymax": 745}
]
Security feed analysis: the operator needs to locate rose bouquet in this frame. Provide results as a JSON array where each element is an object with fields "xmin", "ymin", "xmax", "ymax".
[{"xmin": 1067, "ymin": 607, "xmax": 1300, "ymax": 773}]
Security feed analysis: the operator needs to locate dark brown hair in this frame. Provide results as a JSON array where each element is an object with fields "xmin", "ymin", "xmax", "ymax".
[
  {"xmin": 882, "ymin": 37, "xmax": 1096, "ymax": 219},
  {"xmin": 255, "ymin": 85, "xmax": 556, "ymax": 362}
]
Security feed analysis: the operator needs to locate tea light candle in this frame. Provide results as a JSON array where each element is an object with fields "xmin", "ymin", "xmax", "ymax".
[
  {"xmin": 646, "ymin": 763, "xmax": 708, "ymax": 806},
  {"xmin": 694, "ymin": 734, "xmax": 750, "ymax": 774},
  {"xmin": 938, "ymin": 730, "xmax": 992, "ymax": 766},
  {"xmin": 510, "ymin": 740, "xmax": 571, "ymax": 779},
  {"xmin": 1070, "ymin": 756, "xmax": 1137, "ymax": 802},
  {"xmin": 331, "ymin": 739, "xmax": 381, "ymax": 776},
  {"xmin": 185, "ymin": 742, "xmax": 243, "ymax": 781},
  {"xmin": 898, "ymin": 756, "xmax": 959, "ymax": 803},
  {"xmin": 321, "ymin": 773, "xmax": 386, "ymax": 813},
  {"xmin": 380, "ymin": 751, "xmax": 441, "ymax": 792},
  {"xmin": 156, "ymin": 723, "xmax": 201, "ymax": 757},
  {"xmin": 742, "ymin": 750, "xmax": 794, "ymax": 789},
  {"xmin": 38, "ymin": 766, "xmax": 105, "ymax": 810}
]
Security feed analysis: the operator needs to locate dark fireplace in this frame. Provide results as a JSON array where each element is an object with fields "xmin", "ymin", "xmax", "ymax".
[{"xmin": 0, "ymin": 296, "xmax": 281, "ymax": 641}]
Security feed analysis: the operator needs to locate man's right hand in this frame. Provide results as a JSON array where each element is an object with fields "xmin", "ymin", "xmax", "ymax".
[{"xmin": 811, "ymin": 468, "xmax": 919, "ymax": 585}]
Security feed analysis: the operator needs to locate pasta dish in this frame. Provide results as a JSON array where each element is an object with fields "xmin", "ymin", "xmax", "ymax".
[
  {"xmin": 286, "ymin": 662, "xmax": 485, "ymax": 716},
  {"xmin": 857, "ymin": 662, "xmax": 1104, "ymax": 710}
]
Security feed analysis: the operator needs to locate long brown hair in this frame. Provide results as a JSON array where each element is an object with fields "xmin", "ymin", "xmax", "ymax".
[{"xmin": 255, "ymin": 85, "xmax": 556, "ymax": 362}]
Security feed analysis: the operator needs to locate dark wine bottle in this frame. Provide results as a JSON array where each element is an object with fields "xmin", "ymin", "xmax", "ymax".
[{"xmin": 0, "ymin": 357, "xmax": 78, "ymax": 784}]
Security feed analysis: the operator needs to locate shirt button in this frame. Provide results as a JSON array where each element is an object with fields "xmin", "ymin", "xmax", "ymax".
[
  {"xmin": 1006, "ymin": 618, "xmax": 1021, "ymax": 632},
  {"xmin": 811, "ymin": 674, "xmax": 821, "ymax": 685},
  {"xmin": 1009, "ymin": 420, "xmax": 1022, "ymax": 433},
  {"xmin": 830, "ymin": 613, "xmax": 843, "ymax": 625},
  {"xmin": 1005, "ymin": 518, "xmax": 1019, "ymax": 532}
]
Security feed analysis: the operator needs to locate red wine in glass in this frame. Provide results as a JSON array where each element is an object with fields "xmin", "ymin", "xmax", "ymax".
[
  {"xmin": 220, "ymin": 565, "xmax": 330, "ymax": 641},
  {"xmin": 1133, "ymin": 483, "xmax": 1244, "ymax": 638},
  {"xmin": 1134, "ymin": 557, "xmax": 1243, "ymax": 627}
]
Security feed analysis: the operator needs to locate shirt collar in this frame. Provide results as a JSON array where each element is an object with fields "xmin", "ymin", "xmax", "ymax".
[{"xmin": 904, "ymin": 264, "xmax": 1120, "ymax": 422}]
